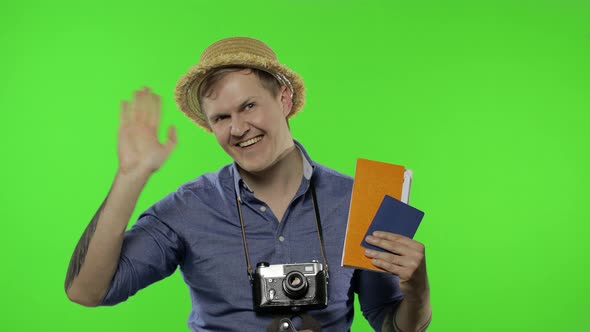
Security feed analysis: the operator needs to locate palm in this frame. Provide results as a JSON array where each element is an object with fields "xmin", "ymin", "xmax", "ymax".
[{"xmin": 118, "ymin": 87, "xmax": 176, "ymax": 175}]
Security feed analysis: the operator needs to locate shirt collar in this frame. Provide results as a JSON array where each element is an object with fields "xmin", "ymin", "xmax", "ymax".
[{"xmin": 231, "ymin": 140, "xmax": 314, "ymax": 202}]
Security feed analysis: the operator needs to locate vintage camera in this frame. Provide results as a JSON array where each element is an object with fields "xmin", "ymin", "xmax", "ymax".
[{"xmin": 252, "ymin": 261, "xmax": 328, "ymax": 313}]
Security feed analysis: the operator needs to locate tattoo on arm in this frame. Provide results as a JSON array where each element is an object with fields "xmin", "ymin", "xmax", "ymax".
[{"xmin": 64, "ymin": 197, "xmax": 108, "ymax": 292}]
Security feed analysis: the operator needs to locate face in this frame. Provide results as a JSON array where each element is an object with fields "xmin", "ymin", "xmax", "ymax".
[{"xmin": 201, "ymin": 70, "xmax": 294, "ymax": 175}]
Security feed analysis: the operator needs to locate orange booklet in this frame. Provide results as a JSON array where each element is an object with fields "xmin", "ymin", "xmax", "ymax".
[{"xmin": 341, "ymin": 158, "xmax": 412, "ymax": 272}]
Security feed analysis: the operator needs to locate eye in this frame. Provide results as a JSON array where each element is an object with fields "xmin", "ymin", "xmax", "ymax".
[
  {"xmin": 213, "ymin": 115, "xmax": 229, "ymax": 123},
  {"xmin": 245, "ymin": 102, "xmax": 255, "ymax": 110}
]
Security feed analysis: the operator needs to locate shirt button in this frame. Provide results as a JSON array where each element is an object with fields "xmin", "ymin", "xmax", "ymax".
[
  {"xmin": 278, "ymin": 235, "xmax": 285, "ymax": 242},
  {"xmin": 260, "ymin": 206, "xmax": 267, "ymax": 212}
]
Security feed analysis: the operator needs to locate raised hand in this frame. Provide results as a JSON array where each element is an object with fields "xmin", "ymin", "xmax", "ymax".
[
  {"xmin": 65, "ymin": 87, "xmax": 177, "ymax": 306},
  {"xmin": 118, "ymin": 87, "xmax": 177, "ymax": 176}
]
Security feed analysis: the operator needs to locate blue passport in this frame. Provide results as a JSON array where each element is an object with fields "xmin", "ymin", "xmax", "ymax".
[{"xmin": 360, "ymin": 195, "xmax": 425, "ymax": 252}]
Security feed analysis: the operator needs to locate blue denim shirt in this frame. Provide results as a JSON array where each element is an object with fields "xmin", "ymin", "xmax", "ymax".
[{"xmin": 100, "ymin": 141, "xmax": 403, "ymax": 331}]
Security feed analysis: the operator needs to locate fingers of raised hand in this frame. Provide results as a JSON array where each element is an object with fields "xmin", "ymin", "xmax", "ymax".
[
  {"xmin": 149, "ymin": 93, "xmax": 161, "ymax": 127},
  {"xmin": 120, "ymin": 100, "xmax": 131, "ymax": 125},
  {"xmin": 164, "ymin": 125, "xmax": 177, "ymax": 152},
  {"xmin": 128, "ymin": 87, "xmax": 160, "ymax": 126}
]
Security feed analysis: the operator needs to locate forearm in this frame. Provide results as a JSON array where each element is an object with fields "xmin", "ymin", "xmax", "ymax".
[
  {"xmin": 64, "ymin": 169, "xmax": 150, "ymax": 306},
  {"xmin": 391, "ymin": 291, "xmax": 431, "ymax": 332},
  {"xmin": 382, "ymin": 282, "xmax": 431, "ymax": 332}
]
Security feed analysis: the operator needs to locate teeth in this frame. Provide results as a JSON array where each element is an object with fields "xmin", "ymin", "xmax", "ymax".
[{"xmin": 238, "ymin": 136, "xmax": 262, "ymax": 147}]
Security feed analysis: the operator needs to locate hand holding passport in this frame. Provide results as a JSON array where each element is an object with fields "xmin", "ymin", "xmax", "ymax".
[{"xmin": 341, "ymin": 159, "xmax": 425, "ymax": 272}]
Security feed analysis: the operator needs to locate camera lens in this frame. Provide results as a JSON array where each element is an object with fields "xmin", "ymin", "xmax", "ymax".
[{"xmin": 282, "ymin": 271, "xmax": 308, "ymax": 299}]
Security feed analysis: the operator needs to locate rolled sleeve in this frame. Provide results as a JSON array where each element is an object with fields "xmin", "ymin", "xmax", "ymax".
[
  {"xmin": 354, "ymin": 269, "xmax": 404, "ymax": 331},
  {"xmin": 99, "ymin": 214, "xmax": 184, "ymax": 306}
]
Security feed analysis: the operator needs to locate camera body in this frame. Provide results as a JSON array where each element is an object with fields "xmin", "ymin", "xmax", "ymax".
[{"xmin": 252, "ymin": 261, "xmax": 328, "ymax": 313}]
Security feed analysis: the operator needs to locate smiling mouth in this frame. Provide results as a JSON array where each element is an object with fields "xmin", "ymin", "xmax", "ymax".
[{"xmin": 237, "ymin": 135, "xmax": 263, "ymax": 148}]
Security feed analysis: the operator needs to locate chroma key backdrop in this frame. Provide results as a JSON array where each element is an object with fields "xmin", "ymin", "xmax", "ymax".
[{"xmin": 1, "ymin": 0, "xmax": 589, "ymax": 331}]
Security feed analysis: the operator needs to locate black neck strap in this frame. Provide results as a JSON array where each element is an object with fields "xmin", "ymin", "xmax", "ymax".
[{"xmin": 234, "ymin": 181, "xmax": 330, "ymax": 282}]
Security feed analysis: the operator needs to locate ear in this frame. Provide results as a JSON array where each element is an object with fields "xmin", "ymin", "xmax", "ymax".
[{"xmin": 279, "ymin": 85, "xmax": 293, "ymax": 117}]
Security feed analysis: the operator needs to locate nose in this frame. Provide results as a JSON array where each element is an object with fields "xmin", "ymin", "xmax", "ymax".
[{"xmin": 230, "ymin": 114, "xmax": 249, "ymax": 137}]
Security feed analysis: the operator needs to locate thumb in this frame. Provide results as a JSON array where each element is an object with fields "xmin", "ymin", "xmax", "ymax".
[{"xmin": 164, "ymin": 125, "xmax": 177, "ymax": 153}]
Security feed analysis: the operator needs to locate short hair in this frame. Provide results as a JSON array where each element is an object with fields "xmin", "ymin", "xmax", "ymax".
[{"xmin": 198, "ymin": 67, "xmax": 282, "ymax": 105}]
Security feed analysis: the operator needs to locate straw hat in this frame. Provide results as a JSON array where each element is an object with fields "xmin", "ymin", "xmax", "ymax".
[{"xmin": 174, "ymin": 37, "xmax": 306, "ymax": 131}]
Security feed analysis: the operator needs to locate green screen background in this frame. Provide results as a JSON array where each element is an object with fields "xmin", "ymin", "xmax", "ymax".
[{"xmin": 1, "ymin": 0, "xmax": 589, "ymax": 331}]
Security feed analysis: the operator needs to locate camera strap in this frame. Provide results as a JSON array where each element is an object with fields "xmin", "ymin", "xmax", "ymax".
[{"xmin": 234, "ymin": 181, "xmax": 330, "ymax": 283}]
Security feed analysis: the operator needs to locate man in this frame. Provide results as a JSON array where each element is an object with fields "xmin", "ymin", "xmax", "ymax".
[{"xmin": 65, "ymin": 37, "xmax": 431, "ymax": 331}]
